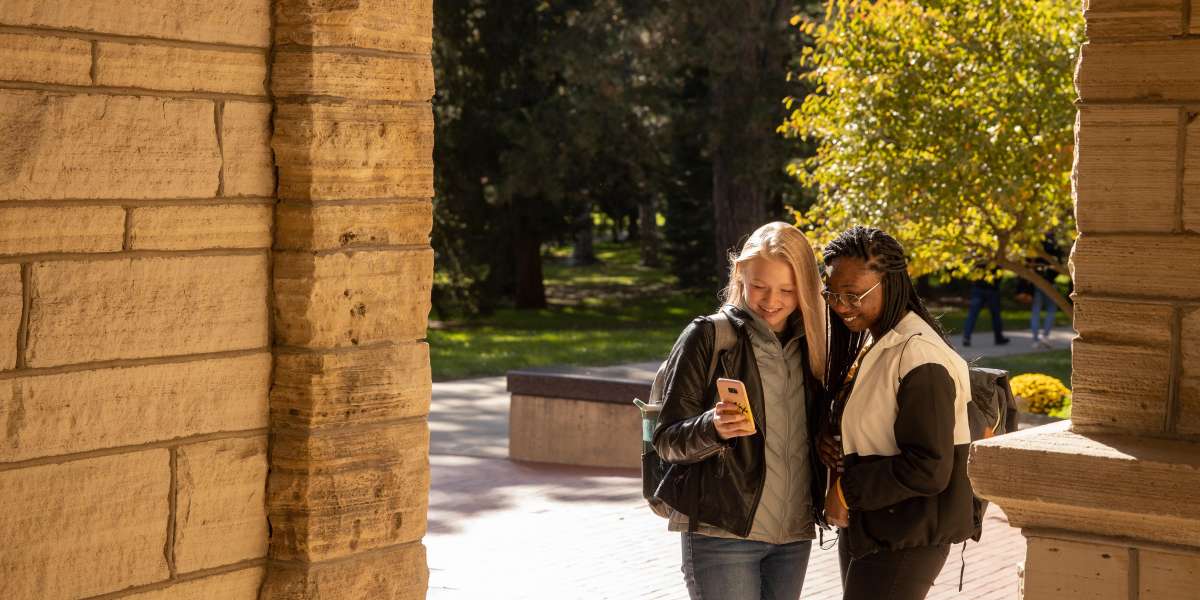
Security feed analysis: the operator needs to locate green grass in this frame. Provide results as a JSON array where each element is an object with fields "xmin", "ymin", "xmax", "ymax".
[
  {"xmin": 429, "ymin": 243, "xmax": 715, "ymax": 380},
  {"xmin": 974, "ymin": 349, "xmax": 1072, "ymax": 389}
]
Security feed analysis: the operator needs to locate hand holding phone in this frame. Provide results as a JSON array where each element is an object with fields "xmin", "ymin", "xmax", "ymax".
[{"xmin": 714, "ymin": 378, "xmax": 756, "ymax": 439}]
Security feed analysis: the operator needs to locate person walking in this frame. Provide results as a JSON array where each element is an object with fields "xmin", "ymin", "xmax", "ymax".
[
  {"xmin": 817, "ymin": 226, "xmax": 978, "ymax": 600},
  {"xmin": 961, "ymin": 267, "xmax": 1009, "ymax": 348},
  {"xmin": 653, "ymin": 222, "xmax": 828, "ymax": 600}
]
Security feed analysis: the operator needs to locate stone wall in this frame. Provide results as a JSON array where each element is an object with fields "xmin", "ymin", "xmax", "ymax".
[
  {"xmin": 261, "ymin": 0, "xmax": 434, "ymax": 598},
  {"xmin": 0, "ymin": 0, "xmax": 434, "ymax": 598},
  {"xmin": 970, "ymin": 2, "xmax": 1200, "ymax": 598},
  {"xmin": 0, "ymin": 1, "xmax": 273, "ymax": 598}
]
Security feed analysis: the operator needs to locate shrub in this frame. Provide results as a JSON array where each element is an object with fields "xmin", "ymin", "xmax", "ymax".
[{"xmin": 1010, "ymin": 373, "xmax": 1071, "ymax": 416}]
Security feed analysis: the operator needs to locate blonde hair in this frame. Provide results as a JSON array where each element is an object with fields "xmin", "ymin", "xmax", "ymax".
[{"xmin": 721, "ymin": 222, "xmax": 827, "ymax": 383}]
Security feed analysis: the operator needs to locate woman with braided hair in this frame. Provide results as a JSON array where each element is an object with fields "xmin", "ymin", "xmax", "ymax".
[{"xmin": 815, "ymin": 226, "xmax": 978, "ymax": 600}]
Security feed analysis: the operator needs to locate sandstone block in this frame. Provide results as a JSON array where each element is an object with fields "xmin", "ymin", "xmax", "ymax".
[
  {"xmin": 96, "ymin": 42, "xmax": 267, "ymax": 96},
  {"xmin": 222, "ymin": 101, "xmax": 276, "ymax": 197},
  {"xmin": 510, "ymin": 395, "xmax": 641, "ymax": 468},
  {"xmin": 1194, "ymin": 1, "xmax": 1200, "ymax": 34},
  {"xmin": 273, "ymin": 249, "xmax": 432, "ymax": 349},
  {"xmin": 0, "ymin": 33, "xmax": 91, "ymax": 86},
  {"xmin": 175, "ymin": 436, "xmax": 269, "ymax": 573},
  {"xmin": 1185, "ymin": 113, "xmax": 1200, "ymax": 233},
  {"xmin": 274, "ymin": 0, "xmax": 433, "ymax": 54},
  {"xmin": 275, "ymin": 201, "xmax": 432, "ymax": 250},
  {"xmin": 970, "ymin": 422, "xmax": 1200, "ymax": 548},
  {"xmin": 1023, "ymin": 537, "xmax": 1128, "ymax": 600},
  {"xmin": 274, "ymin": 102, "xmax": 433, "ymax": 201},
  {"xmin": 0, "ymin": 264, "xmax": 20, "ymax": 371},
  {"xmin": 1084, "ymin": 1, "xmax": 1184, "ymax": 40},
  {"xmin": 1077, "ymin": 40, "xmax": 1200, "ymax": 101},
  {"xmin": 0, "ymin": 0, "xmax": 270, "ymax": 47},
  {"xmin": 0, "ymin": 353, "xmax": 269, "ymax": 463},
  {"xmin": 1072, "ymin": 235, "xmax": 1200, "ymax": 300},
  {"xmin": 1071, "ymin": 340, "xmax": 1172, "ymax": 433},
  {"xmin": 0, "ymin": 206, "xmax": 125, "ymax": 255},
  {"xmin": 1073, "ymin": 297, "xmax": 1174, "ymax": 346},
  {"xmin": 25, "ymin": 255, "xmax": 269, "ymax": 368},
  {"xmin": 261, "ymin": 542, "xmax": 427, "ymax": 600},
  {"xmin": 0, "ymin": 450, "xmax": 169, "ymax": 600},
  {"xmin": 0, "ymin": 91, "xmax": 220, "ymax": 201},
  {"xmin": 272, "ymin": 342, "xmax": 431, "ymax": 430},
  {"xmin": 1141, "ymin": 548, "xmax": 1200, "ymax": 599},
  {"xmin": 123, "ymin": 567, "xmax": 265, "ymax": 600},
  {"xmin": 273, "ymin": 49, "xmax": 434, "ymax": 103},
  {"xmin": 268, "ymin": 422, "xmax": 429, "ymax": 561},
  {"xmin": 130, "ymin": 204, "xmax": 272, "ymax": 250},
  {"xmin": 1074, "ymin": 107, "xmax": 1179, "ymax": 234}
]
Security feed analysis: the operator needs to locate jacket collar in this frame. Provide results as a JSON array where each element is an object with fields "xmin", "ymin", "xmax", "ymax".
[
  {"xmin": 722, "ymin": 304, "xmax": 804, "ymax": 339},
  {"xmin": 871, "ymin": 311, "xmax": 939, "ymax": 350}
]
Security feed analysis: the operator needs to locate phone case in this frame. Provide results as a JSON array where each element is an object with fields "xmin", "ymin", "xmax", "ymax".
[{"xmin": 716, "ymin": 378, "xmax": 755, "ymax": 433}]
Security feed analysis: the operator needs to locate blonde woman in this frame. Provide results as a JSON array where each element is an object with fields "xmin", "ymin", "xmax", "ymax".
[{"xmin": 653, "ymin": 222, "xmax": 828, "ymax": 600}]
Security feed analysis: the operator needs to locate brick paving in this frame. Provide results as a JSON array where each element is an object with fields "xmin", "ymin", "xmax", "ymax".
[{"xmin": 423, "ymin": 335, "xmax": 1061, "ymax": 599}]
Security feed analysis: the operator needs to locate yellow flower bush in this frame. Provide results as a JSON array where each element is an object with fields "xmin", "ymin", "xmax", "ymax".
[{"xmin": 1010, "ymin": 373, "xmax": 1071, "ymax": 416}]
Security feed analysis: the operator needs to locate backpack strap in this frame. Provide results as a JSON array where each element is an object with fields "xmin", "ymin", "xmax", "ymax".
[{"xmin": 705, "ymin": 311, "xmax": 736, "ymax": 384}]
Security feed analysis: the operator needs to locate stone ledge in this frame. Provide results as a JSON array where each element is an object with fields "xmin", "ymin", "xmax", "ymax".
[
  {"xmin": 506, "ymin": 367, "xmax": 652, "ymax": 405},
  {"xmin": 968, "ymin": 421, "xmax": 1200, "ymax": 549}
]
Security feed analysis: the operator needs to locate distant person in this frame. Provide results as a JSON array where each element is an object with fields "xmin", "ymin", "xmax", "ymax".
[
  {"xmin": 653, "ymin": 222, "xmax": 828, "ymax": 600},
  {"xmin": 961, "ymin": 266, "xmax": 1009, "ymax": 348},
  {"xmin": 817, "ymin": 226, "xmax": 978, "ymax": 600},
  {"xmin": 1028, "ymin": 234, "xmax": 1064, "ymax": 349}
]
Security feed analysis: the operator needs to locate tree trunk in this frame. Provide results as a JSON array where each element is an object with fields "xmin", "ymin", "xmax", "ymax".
[
  {"xmin": 572, "ymin": 206, "xmax": 597, "ymax": 266},
  {"xmin": 639, "ymin": 198, "xmax": 661, "ymax": 267},
  {"xmin": 513, "ymin": 235, "xmax": 547, "ymax": 309},
  {"xmin": 996, "ymin": 258, "xmax": 1072, "ymax": 315},
  {"xmin": 712, "ymin": 148, "xmax": 769, "ymax": 273}
]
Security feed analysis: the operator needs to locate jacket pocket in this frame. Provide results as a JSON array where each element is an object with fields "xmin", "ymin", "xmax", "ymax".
[{"xmin": 857, "ymin": 495, "xmax": 938, "ymax": 551}]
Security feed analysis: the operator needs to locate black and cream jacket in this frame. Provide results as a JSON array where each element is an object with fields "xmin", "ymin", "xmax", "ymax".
[{"xmin": 839, "ymin": 311, "xmax": 979, "ymax": 557}]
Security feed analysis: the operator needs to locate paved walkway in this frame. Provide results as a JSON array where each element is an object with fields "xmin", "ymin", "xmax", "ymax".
[{"xmin": 426, "ymin": 328, "xmax": 1072, "ymax": 599}]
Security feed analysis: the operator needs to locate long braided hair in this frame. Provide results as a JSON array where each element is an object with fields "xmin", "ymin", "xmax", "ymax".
[{"xmin": 823, "ymin": 226, "xmax": 946, "ymax": 399}]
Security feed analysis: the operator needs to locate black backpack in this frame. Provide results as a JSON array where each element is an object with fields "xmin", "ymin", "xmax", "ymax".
[
  {"xmin": 965, "ymin": 366, "xmax": 1019, "ymax": 540},
  {"xmin": 634, "ymin": 313, "xmax": 735, "ymax": 518}
]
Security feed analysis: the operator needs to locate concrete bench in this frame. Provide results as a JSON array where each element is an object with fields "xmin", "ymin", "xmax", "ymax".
[{"xmin": 506, "ymin": 363, "xmax": 658, "ymax": 469}]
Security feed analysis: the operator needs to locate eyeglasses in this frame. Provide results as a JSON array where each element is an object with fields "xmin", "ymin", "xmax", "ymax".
[{"xmin": 821, "ymin": 281, "xmax": 881, "ymax": 308}]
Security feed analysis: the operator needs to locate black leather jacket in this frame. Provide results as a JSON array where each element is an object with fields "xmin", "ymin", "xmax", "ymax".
[{"xmin": 651, "ymin": 309, "xmax": 828, "ymax": 537}]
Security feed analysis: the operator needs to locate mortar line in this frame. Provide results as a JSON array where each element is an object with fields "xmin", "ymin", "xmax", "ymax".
[
  {"xmin": 1165, "ymin": 306, "xmax": 1183, "ymax": 434},
  {"xmin": 263, "ymin": 5, "xmax": 279, "ymax": 592},
  {"xmin": 0, "ymin": 197, "xmax": 275, "ymax": 208},
  {"xmin": 166, "ymin": 447, "xmax": 178, "ymax": 578},
  {"xmin": 1023, "ymin": 527, "xmax": 1200, "ymax": 556},
  {"xmin": 122, "ymin": 206, "xmax": 133, "ymax": 251},
  {"xmin": 267, "ymin": 540, "xmax": 424, "ymax": 568},
  {"xmin": 273, "ymin": 340, "xmax": 407, "ymax": 355},
  {"xmin": 269, "ymin": 415, "xmax": 429, "ymax": 441},
  {"xmin": 276, "ymin": 197, "xmax": 431, "ymax": 208},
  {"xmin": 273, "ymin": 94, "xmax": 429, "ymax": 108},
  {"xmin": 89, "ymin": 40, "xmax": 98, "ymax": 84},
  {"xmin": 274, "ymin": 243, "xmax": 431, "ymax": 256},
  {"xmin": 15, "ymin": 264, "xmax": 31, "ymax": 369},
  {"xmin": 0, "ymin": 247, "xmax": 266, "ymax": 264},
  {"xmin": 0, "ymin": 24, "xmax": 269, "ymax": 54},
  {"xmin": 0, "ymin": 80, "xmax": 269, "ymax": 103},
  {"xmin": 275, "ymin": 43, "xmax": 430, "ymax": 61},
  {"xmin": 1177, "ymin": 107, "xmax": 1187, "ymax": 233},
  {"xmin": 0, "ymin": 428, "xmax": 268, "ymax": 472},
  {"xmin": 81, "ymin": 558, "xmax": 267, "ymax": 600},
  {"xmin": 215, "ymin": 101, "xmax": 226, "ymax": 197},
  {"xmin": 0, "ymin": 346, "xmax": 269, "ymax": 382}
]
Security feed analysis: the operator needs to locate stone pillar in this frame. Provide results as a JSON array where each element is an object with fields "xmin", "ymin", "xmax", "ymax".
[
  {"xmin": 262, "ymin": 1, "xmax": 435, "ymax": 598},
  {"xmin": 970, "ymin": 2, "xmax": 1200, "ymax": 598}
]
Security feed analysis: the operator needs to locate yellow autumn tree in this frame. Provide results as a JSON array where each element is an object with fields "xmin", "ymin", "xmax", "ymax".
[{"xmin": 782, "ymin": 0, "xmax": 1083, "ymax": 311}]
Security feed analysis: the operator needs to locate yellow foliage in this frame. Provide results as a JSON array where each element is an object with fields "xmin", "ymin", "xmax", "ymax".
[{"xmin": 1010, "ymin": 373, "xmax": 1071, "ymax": 415}]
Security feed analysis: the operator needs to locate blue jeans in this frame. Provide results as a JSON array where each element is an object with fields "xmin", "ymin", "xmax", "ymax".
[
  {"xmin": 962, "ymin": 286, "xmax": 1004, "ymax": 343},
  {"xmin": 681, "ymin": 533, "xmax": 812, "ymax": 600},
  {"xmin": 1030, "ymin": 288, "xmax": 1057, "ymax": 340}
]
